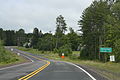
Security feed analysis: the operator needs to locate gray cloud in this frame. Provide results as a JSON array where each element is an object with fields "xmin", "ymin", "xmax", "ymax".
[{"xmin": 0, "ymin": 0, "xmax": 93, "ymax": 33}]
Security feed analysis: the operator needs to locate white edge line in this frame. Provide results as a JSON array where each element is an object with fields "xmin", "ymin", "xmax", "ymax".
[
  {"xmin": 21, "ymin": 54, "xmax": 34, "ymax": 63},
  {"xmin": 0, "ymin": 54, "xmax": 34, "ymax": 71},
  {"xmin": 65, "ymin": 62, "xmax": 96, "ymax": 80}
]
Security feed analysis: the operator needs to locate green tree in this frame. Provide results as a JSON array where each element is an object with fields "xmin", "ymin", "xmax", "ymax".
[
  {"xmin": 4, "ymin": 30, "xmax": 16, "ymax": 46},
  {"xmin": 112, "ymin": 1, "xmax": 120, "ymax": 20},
  {"xmin": 67, "ymin": 27, "xmax": 81, "ymax": 51},
  {"xmin": 79, "ymin": 0, "xmax": 110, "ymax": 60},
  {"xmin": 38, "ymin": 33, "xmax": 55, "ymax": 51},
  {"xmin": 0, "ymin": 28, "xmax": 4, "ymax": 40},
  {"xmin": 31, "ymin": 28, "xmax": 39, "ymax": 49},
  {"xmin": 16, "ymin": 29, "xmax": 26, "ymax": 46},
  {"xmin": 114, "ymin": 39, "xmax": 120, "ymax": 62},
  {"xmin": 56, "ymin": 15, "xmax": 67, "ymax": 33},
  {"xmin": 55, "ymin": 15, "xmax": 67, "ymax": 49},
  {"xmin": 110, "ymin": 1, "xmax": 120, "ymax": 62},
  {"xmin": 58, "ymin": 44, "xmax": 72, "ymax": 56}
]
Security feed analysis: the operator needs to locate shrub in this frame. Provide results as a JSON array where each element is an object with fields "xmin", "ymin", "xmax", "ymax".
[
  {"xmin": 53, "ymin": 48, "xmax": 58, "ymax": 53},
  {"xmin": 57, "ymin": 44, "xmax": 72, "ymax": 56}
]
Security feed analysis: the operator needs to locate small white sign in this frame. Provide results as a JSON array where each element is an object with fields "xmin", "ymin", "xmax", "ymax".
[
  {"xmin": 110, "ymin": 55, "xmax": 115, "ymax": 62},
  {"xmin": 17, "ymin": 53, "xmax": 20, "ymax": 56},
  {"xmin": 11, "ymin": 48, "xmax": 13, "ymax": 51},
  {"xmin": 62, "ymin": 53, "xmax": 64, "ymax": 56}
]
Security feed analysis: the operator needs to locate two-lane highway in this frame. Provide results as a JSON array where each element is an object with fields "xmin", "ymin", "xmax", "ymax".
[
  {"xmin": 28, "ymin": 61, "xmax": 94, "ymax": 80},
  {"xmin": 0, "ymin": 47, "xmax": 96, "ymax": 80}
]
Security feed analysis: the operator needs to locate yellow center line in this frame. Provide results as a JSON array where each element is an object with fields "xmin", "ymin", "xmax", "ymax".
[
  {"xmin": 18, "ymin": 52, "xmax": 51, "ymax": 80},
  {"xmin": 24, "ymin": 62, "xmax": 50, "ymax": 80}
]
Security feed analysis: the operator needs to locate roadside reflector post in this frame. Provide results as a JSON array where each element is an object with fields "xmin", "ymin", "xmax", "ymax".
[
  {"xmin": 61, "ymin": 53, "xmax": 65, "ymax": 59},
  {"xmin": 17, "ymin": 53, "xmax": 20, "ymax": 56},
  {"xmin": 99, "ymin": 47, "xmax": 112, "ymax": 62},
  {"xmin": 11, "ymin": 48, "xmax": 13, "ymax": 51}
]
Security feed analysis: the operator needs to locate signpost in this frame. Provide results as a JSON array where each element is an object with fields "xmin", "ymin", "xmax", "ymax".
[
  {"xmin": 100, "ymin": 47, "xmax": 112, "ymax": 53},
  {"xmin": 110, "ymin": 55, "xmax": 115, "ymax": 62},
  {"xmin": 99, "ymin": 47, "xmax": 113, "ymax": 62}
]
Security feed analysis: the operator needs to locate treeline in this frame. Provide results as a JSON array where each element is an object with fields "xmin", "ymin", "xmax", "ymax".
[
  {"xmin": 0, "ymin": 15, "xmax": 82, "ymax": 56},
  {"xmin": 79, "ymin": 0, "xmax": 120, "ymax": 62},
  {"xmin": 0, "ymin": 28, "xmax": 28, "ymax": 46}
]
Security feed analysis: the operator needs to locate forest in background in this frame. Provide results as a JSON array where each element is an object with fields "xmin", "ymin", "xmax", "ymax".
[{"xmin": 0, "ymin": 15, "xmax": 82, "ymax": 57}]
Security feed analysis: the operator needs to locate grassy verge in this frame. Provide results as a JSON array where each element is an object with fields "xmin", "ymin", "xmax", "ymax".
[
  {"xmin": 0, "ymin": 55, "xmax": 26, "ymax": 67},
  {"xmin": 16, "ymin": 47, "xmax": 120, "ymax": 80},
  {"xmin": 0, "ymin": 47, "xmax": 27, "ymax": 68}
]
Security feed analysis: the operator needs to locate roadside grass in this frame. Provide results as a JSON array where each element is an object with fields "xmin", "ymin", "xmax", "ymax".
[
  {"xmin": 0, "ymin": 47, "xmax": 27, "ymax": 67},
  {"xmin": 0, "ymin": 55, "xmax": 26, "ymax": 67},
  {"xmin": 16, "ymin": 47, "xmax": 120, "ymax": 80},
  {"xmin": 72, "ymin": 51, "xmax": 80, "ymax": 55},
  {"xmin": 16, "ymin": 47, "xmax": 56, "ymax": 56}
]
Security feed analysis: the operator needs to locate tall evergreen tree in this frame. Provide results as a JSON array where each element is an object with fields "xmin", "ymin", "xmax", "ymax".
[
  {"xmin": 56, "ymin": 15, "xmax": 67, "ymax": 34},
  {"xmin": 31, "ymin": 28, "xmax": 39, "ymax": 49},
  {"xmin": 0, "ymin": 28, "xmax": 4, "ymax": 40},
  {"xmin": 110, "ymin": 1, "xmax": 120, "ymax": 62},
  {"xmin": 4, "ymin": 30, "xmax": 16, "ymax": 46},
  {"xmin": 16, "ymin": 29, "xmax": 26, "ymax": 46},
  {"xmin": 55, "ymin": 15, "xmax": 67, "ymax": 49},
  {"xmin": 79, "ymin": 0, "xmax": 110, "ymax": 60}
]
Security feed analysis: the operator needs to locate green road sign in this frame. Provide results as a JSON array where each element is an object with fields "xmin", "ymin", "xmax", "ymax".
[{"xmin": 100, "ymin": 47, "xmax": 112, "ymax": 53}]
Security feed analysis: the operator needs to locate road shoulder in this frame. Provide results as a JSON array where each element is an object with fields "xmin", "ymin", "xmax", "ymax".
[{"xmin": 77, "ymin": 64, "xmax": 108, "ymax": 80}]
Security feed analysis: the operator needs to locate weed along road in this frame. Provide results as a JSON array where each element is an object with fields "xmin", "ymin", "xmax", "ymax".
[{"xmin": 0, "ymin": 47, "xmax": 96, "ymax": 80}]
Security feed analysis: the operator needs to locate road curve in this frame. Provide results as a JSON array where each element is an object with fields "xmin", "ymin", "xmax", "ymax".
[{"xmin": 0, "ymin": 47, "xmax": 96, "ymax": 80}]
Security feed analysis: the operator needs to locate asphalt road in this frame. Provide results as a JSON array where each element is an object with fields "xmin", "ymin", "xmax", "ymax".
[{"xmin": 0, "ymin": 47, "xmax": 97, "ymax": 80}]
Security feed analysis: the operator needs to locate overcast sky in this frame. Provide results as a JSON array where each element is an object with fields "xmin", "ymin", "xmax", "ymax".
[{"xmin": 0, "ymin": 0, "xmax": 93, "ymax": 33}]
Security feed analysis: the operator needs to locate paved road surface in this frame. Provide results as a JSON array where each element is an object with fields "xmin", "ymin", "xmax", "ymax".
[{"xmin": 0, "ymin": 47, "xmax": 96, "ymax": 80}]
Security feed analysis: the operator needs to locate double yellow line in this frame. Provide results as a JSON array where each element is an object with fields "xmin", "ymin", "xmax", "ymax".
[{"xmin": 18, "ymin": 53, "xmax": 50, "ymax": 80}]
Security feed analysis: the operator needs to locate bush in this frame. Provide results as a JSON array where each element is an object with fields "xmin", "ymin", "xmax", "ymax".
[
  {"xmin": 57, "ymin": 44, "xmax": 72, "ymax": 56},
  {"xmin": 69, "ymin": 54, "xmax": 79, "ymax": 60},
  {"xmin": 53, "ymin": 48, "xmax": 58, "ymax": 53},
  {"xmin": 41, "ymin": 50, "xmax": 44, "ymax": 54}
]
